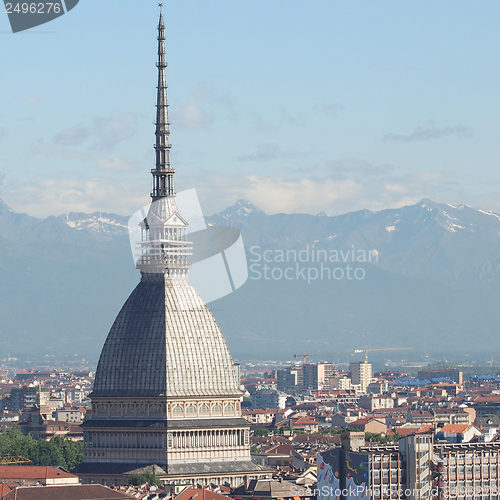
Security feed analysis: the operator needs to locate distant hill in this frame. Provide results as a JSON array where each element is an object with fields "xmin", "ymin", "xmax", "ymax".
[{"xmin": 1, "ymin": 197, "xmax": 500, "ymax": 363}]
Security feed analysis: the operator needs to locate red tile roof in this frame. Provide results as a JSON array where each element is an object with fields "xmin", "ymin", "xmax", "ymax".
[
  {"xmin": 263, "ymin": 444, "xmax": 295, "ymax": 455},
  {"xmin": 0, "ymin": 466, "xmax": 77, "ymax": 480},
  {"xmin": 473, "ymin": 395, "xmax": 500, "ymax": 402},
  {"xmin": 291, "ymin": 417, "xmax": 318, "ymax": 425},
  {"xmin": 438, "ymin": 424, "xmax": 470, "ymax": 434},
  {"xmin": 350, "ymin": 417, "xmax": 385, "ymax": 426},
  {"xmin": 176, "ymin": 488, "xmax": 234, "ymax": 500},
  {"xmin": 0, "ymin": 484, "xmax": 12, "ymax": 496},
  {"xmin": 410, "ymin": 411, "xmax": 433, "ymax": 417},
  {"xmin": 1, "ymin": 485, "xmax": 133, "ymax": 499}
]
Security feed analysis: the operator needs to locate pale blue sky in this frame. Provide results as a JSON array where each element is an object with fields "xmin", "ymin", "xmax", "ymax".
[{"xmin": 1, "ymin": 0, "xmax": 499, "ymax": 217}]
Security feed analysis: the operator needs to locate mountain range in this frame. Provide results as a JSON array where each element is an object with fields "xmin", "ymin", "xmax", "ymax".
[{"xmin": 1, "ymin": 197, "xmax": 500, "ymax": 364}]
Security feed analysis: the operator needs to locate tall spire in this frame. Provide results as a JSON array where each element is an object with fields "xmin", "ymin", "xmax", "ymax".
[
  {"xmin": 137, "ymin": 4, "xmax": 192, "ymax": 277},
  {"xmin": 152, "ymin": 4, "xmax": 174, "ymax": 200}
]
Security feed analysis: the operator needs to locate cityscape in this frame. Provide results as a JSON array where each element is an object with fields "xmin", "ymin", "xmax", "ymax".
[{"xmin": 2, "ymin": 2, "xmax": 500, "ymax": 500}]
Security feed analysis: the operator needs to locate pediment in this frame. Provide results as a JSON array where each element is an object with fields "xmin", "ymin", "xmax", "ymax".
[
  {"xmin": 141, "ymin": 210, "xmax": 188, "ymax": 229},
  {"xmin": 164, "ymin": 211, "xmax": 188, "ymax": 227}
]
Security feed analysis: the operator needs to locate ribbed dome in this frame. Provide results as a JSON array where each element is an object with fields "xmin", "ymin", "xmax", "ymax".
[{"xmin": 93, "ymin": 275, "xmax": 240, "ymax": 398}]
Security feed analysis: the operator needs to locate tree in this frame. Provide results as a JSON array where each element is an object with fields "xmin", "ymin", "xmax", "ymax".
[
  {"xmin": 129, "ymin": 472, "xmax": 162, "ymax": 487},
  {"xmin": 321, "ymin": 426, "xmax": 359, "ymax": 435},
  {"xmin": 253, "ymin": 428, "xmax": 269, "ymax": 437},
  {"xmin": 365, "ymin": 432, "xmax": 400, "ymax": 444},
  {"xmin": 0, "ymin": 427, "xmax": 83, "ymax": 471}
]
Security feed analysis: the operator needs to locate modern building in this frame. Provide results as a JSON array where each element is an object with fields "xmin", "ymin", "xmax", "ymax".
[
  {"xmin": 330, "ymin": 376, "xmax": 352, "ymax": 391},
  {"xmin": 367, "ymin": 380, "xmax": 389, "ymax": 394},
  {"xmin": 350, "ymin": 361, "xmax": 372, "ymax": 393},
  {"xmin": 277, "ymin": 363, "xmax": 337, "ymax": 392},
  {"xmin": 78, "ymin": 10, "xmax": 268, "ymax": 488},
  {"xmin": 319, "ymin": 433, "xmax": 500, "ymax": 500},
  {"xmin": 250, "ymin": 389, "xmax": 287, "ymax": 410},
  {"xmin": 4, "ymin": 387, "xmax": 38, "ymax": 412},
  {"xmin": 276, "ymin": 366, "xmax": 303, "ymax": 393},
  {"xmin": 303, "ymin": 363, "xmax": 337, "ymax": 390},
  {"xmin": 471, "ymin": 398, "xmax": 500, "ymax": 418}
]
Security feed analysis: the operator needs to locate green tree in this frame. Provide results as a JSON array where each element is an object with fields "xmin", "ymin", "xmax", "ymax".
[
  {"xmin": 0, "ymin": 428, "xmax": 83, "ymax": 471},
  {"xmin": 365, "ymin": 432, "xmax": 400, "ymax": 443},
  {"xmin": 59, "ymin": 438, "xmax": 83, "ymax": 471},
  {"xmin": 129, "ymin": 472, "xmax": 162, "ymax": 487},
  {"xmin": 253, "ymin": 428, "xmax": 269, "ymax": 437}
]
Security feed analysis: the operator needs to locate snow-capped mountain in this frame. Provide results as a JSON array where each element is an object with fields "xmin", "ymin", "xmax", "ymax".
[
  {"xmin": 209, "ymin": 198, "xmax": 500, "ymax": 285},
  {"xmin": 2, "ymin": 197, "xmax": 500, "ymax": 361},
  {"xmin": 60, "ymin": 212, "xmax": 128, "ymax": 234},
  {"xmin": 215, "ymin": 199, "xmax": 264, "ymax": 220}
]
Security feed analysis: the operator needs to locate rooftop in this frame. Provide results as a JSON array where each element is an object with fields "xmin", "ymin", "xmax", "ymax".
[
  {"xmin": 0, "ymin": 484, "xmax": 133, "ymax": 499},
  {"xmin": 0, "ymin": 466, "xmax": 77, "ymax": 480}
]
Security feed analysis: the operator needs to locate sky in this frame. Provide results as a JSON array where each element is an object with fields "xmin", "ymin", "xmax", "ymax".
[{"xmin": 1, "ymin": 0, "xmax": 500, "ymax": 218}]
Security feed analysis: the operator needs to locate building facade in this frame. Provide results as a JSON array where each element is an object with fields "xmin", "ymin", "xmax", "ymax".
[
  {"xmin": 78, "ymin": 10, "xmax": 267, "ymax": 488},
  {"xmin": 251, "ymin": 389, "xmax": 287, "ymax": 410},
  {"xmin": 350, "ymin": 361, "xmax": 373, "ymax": 393},
  {"xmin": 277, "ymin": 366, "xmax": 303, "ymax": 393},
  {"xmin": 321, "ymin": 433, "xmax": 500, "ymax": 499}
]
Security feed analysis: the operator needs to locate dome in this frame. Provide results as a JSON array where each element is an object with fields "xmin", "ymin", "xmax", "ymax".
[{"xmin": 92, "ymin": 275, "xmax": 240, "ymax": 398}]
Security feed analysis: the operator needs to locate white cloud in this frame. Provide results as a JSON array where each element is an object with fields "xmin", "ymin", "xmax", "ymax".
[
  {"xmin": 185, "ymin": 160, "xmax": 459, "ymax": 216},
  {"xmin": 237, "ymin": 143, "xmax": 282, "ymax": 162},
  {"xmin": 98, "ymin": 157, "xmax": 134, "ymax": 172},
  {"xmin": 241, "ymin": 176, "xmax": 363, "ymax": 214},
  {"xmin": 21, "ymin": 95, "xmax": 45, "ymax": 105},
  {"xmin": 384, "ymin": 182, "xmax": 408, "ymax": 194},
  {"xmin": 237, "ymin": 143, "xmax": 314, "ymax": 162},
  {"xmin": 52, "ymin": 112, "xmax": 138, "ymax": 152},
  {"xmin": 315, "ymin": 102, "xmax": 344, "ymax": 116},
  {"xmin": 53, "ymin": 125, "xmax": 90, "ymax": 147},
  {"xmin": 0, "ymin": 158, "xmax": 483, "ymax": 220},
  {"xmin": 419, "ymin": 171, "xmax": 444, "ymax": 182},
  {"xmin": 173, "ymin": 97, "xmax": 213, "ymax": 129},
  {"xmin": 4, "ymin": 177, "xmax": 147, "ymax": 217},
  {"xmin": 91, "ymin": 113, "xmax": 138, "ymax": 151},
  {"xmin": 383, "ymin": 122, "xmax": 473, "ymax": 142}
]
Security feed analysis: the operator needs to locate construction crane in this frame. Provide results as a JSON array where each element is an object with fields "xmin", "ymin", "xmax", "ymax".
[
  {"xmin": 294, "ymin": 352, "xmax": 353, "ymax": 365},
  {"xmin": 354, "ymin": 346, "xmax": 413, "ymax": 363},
  {"xmin": 0, "ymin": 456, "xmax": 32, "ymax": 465}
]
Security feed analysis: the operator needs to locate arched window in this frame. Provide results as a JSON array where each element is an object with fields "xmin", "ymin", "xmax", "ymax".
[
  {"xmin": 110, "ymin": 404, "xmax": 120, "ymax": 416},
  {"xmin": 212, "ymin": 404, "xmax": 222, "ymax": 415},
  {"xmin": 199, "ymin": 404, "xmax": 209, "ymax": 415},
  {"xmin": 224, "ymin": 403, "xmax": 235, "ymax": 415},
  {"xmin": 186, "ymin": 404, "xmax": 196, "ymax": 415},
  {"xmin": 172, "ymin": 405, "xmax": 183, "ymax": 416}
]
